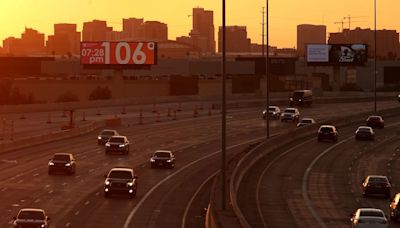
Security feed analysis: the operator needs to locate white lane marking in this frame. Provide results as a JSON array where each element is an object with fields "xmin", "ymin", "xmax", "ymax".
[
  {"xmin": 84, "ymin": 201, "xmax": 90, "ymax": 205},
  {"xmin": 255, "ymin": 139, "xmax": 313, "ymax": 228},
  {"xmin": 65, "ymin": 222, "xmax": 71, "ymax": 227},
  {"xmin": 0, "ymin": 159, "xmax": 17, "ymax": 164},
  {"xmin": 17, "ymin": 180, "xmax": 23, "ymax": 184},
  {"xmin": 48, "ymin": 190, "xmax": 53, "ymax": 194},
  {"xmin": 34, "ymin": 199, "xmax": 40, "ymax": 203},
  {"xmin": 75, "ymin": 211, "xmax": 80, "ymax": 216},
  {"xmin": 181, "ymin": 170, "xmax": 219, "ymax": 228},
  {"xmin": 95, "ymin": 192, "xmax": 100, "ymax": 196},
  {"xmin": 33, "ymin": 173, "xmax": 39, "ymax": 177},
  {"xmin": 123, "ymin": 136, "xmax": 265, "ymax": 228},
  {"xmin": 45, "ymin": 185, "xmax": 50, "ymax": 188},
  {"xmin": 1, "ymin": 188, "xmax": 7, "ymax": 192},
  {"xmin": 88, "ymin": 169, "xmax": 95, "ymax": 173}
]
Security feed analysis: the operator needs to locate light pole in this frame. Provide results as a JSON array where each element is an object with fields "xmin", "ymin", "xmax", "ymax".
[
  {"xmin": 374, "ymin": 0, "xmax": 377, "ymax": 113},
  {"xmin": 266, "ymin": 0, "xmax": 270, "ymax": 138},
  {"xmin": 221, "ymin": 0, "xmax": 227, "ymax": 210}
]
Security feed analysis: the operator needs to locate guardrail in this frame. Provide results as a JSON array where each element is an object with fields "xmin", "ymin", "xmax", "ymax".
[{"xmin": 225, "ymin": 105, "xmax": 400, "ymax": 227}]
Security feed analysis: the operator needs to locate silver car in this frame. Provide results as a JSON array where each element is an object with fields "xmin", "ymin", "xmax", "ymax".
[
  {"xmin": 281, "ymin": 107, "xmax": 300, "ymax": 122},
  {"xmin": 350, "ymin": 208, "xmax": 388, "ymax": 228}
]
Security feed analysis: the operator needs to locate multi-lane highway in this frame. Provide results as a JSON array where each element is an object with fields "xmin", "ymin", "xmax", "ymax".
[
  {"xmin": 237, "ymin": 108, "xmax": 400, "ymax": 227},
  {"xmin": 0, "ymin": 100, "xmax": 399, "ymax": 227}
]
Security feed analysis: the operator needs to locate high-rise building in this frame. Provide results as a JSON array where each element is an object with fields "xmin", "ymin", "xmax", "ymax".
[
  {"xmin": 189, "ymin": 8, "xmax": 215, "ymax": 53},
  {"xmin": 123, "ymin": 18, "xmax": 144, "ymax": 40},
  {"xmin": 329, "ymin": 27, "xmax": 400, "ymax": 59},
  {"xmin": 82, "ymin": 20, "xmax": 112, "ymax": 41},
  {"xmin": 218, "ymin": 26, "xmax": 251, "ymax": 53},
  {"xmin": 297, "ymin": 24, "xmax": 326, "ymax": 57},
  {"xmin": 47, "ymin": 23, "xmax": 81, "ymax": 55},
  {"xmin": 141, "ymin": 21, "xmax": 168, "ymax": 41},
  {"xmin": 3, "ymin": 28, "xmax": 45, "ymax": 56}
]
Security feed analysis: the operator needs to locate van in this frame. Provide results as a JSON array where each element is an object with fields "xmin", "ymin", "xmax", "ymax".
[{"xmin": 289, "ymin": 90, "xmax": 312, "ymax": 107}]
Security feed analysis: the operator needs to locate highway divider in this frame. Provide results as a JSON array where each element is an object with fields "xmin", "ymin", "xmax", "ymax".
[
  {"xmin": 0, "ymin": 121, "xmax": 104, "ymax": 154},
  {"xmin": 208, "ymin": 105, "xmax": 400, "ymax": 228}
]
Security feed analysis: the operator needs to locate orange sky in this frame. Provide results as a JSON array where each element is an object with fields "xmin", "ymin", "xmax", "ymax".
[{"xmin": 0, "ymin": 0, "xmax": 399, "ymax": 48}]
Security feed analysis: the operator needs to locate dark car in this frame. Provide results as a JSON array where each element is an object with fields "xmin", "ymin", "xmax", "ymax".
[
  {"xmin": 398, "ymin": 94, "xmax": 400, "ymax": 102},
  {"xmin": 48, "ymin": 153, "xmax": 76, "ymax": 175},
  {"xmin": 105, "ymin": 136, "xmax": 130, "ymax": 154},
  {"xmin": 281, "ymin": 107, "xmax": 300, "ymax": 122},
  {"xmin": 12, "ymin": 208, "xmax": 50, "ymax": 228},
  {"xmin": 297, "ymin": 117, "xmax": 316, "ymax": 127},
  {"xmin": 317, "ymin": 125, "xmax": 338, "ymax": 142},
  {"xmin": 150, "ymin": 150, "xmax": 175, "ymax": 168},
  {"xmin": 262, "ymin": 106, "xmax": 281, "ymax": 119},
  {"xmin": 98, "ymin": 129, "xmax": 119, "ymax": 145},
  {"xmin": 366, "ymin": 115, "xmax": 384, "ymax": 129},
  {"xmin": 289, "ymin": 89, "xmax": 312, "ymax": 107},
  {"xmin": 390, "ymin": 193, "xmax": 400, "ymax": 222},
  {"xmin": 104, "ymin": 167, "xmax": 138, "ymax": 198},
  {"xmin": 362, "ymin": 175, "xmax": 391, "ymax": 198},
  {"xmin": 355, "ymin": 126, "xmax": 375, "ymax": 140}
]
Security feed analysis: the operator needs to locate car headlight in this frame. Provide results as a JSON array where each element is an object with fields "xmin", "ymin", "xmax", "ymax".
[
  {"xmin": 98, "ymin": 136, "xmax": 102, "ymax": 139},
  {"xmin": 41, "ymin": 224, "xmax": 46, "ymax": 228},
  {"xmin": 48, "ymin": 162, "xmax": 54, "ymax": 166},
  {"xmin": 65, "ymin": 163, "xmax": 71, "ymax": 166},
  {"xmin": 299, "ymin": 99, "xmax": 302, "ymax": 101},
  {"xmin": 290, "ymin": 98, "xmax": 293, "ymax": 101},
  {"xmin": 105, "ymin": 143, "xmax": 110, "ymax": 147},
  {"xmin": 105, "ymin": 180, "xmax": 110, "ymax": 185},
  {"xmin": 127, "ymin": 182, "xmax": 134, "ymax": 186},
  {"xmin": 150, "ymin": 158, "xmax": 155, "ymax": 162},
  {"xmin": 166, "ymin": 159, "xmax": 172, "ymax": 162},
  {"xmin": 119, "ymin": 144, "xmax": 125, "ymax": 148}
]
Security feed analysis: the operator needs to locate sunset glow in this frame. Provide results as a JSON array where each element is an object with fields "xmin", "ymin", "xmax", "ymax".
[{"xmin": 0, "ymin": 0, "xmax": 399, "ymax": 48}]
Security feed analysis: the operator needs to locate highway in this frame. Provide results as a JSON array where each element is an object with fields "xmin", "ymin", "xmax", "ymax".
[
  {"xmin": 0, "ymin": 100, "xmax": 398, "ymax": 227},
  {"xmin": 237, "ymin": 109, "xmax": 400, "ymax": 227}
]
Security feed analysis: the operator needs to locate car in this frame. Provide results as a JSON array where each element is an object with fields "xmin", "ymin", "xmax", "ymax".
[
  {"xmin": 397, "ymin": 94, "xmax": 400, "ymax": 103},
  {"xmin": 280, "ymin": 107, "xmax": 300, "ymax": 122},
  {"xmin": 350, "ymin": 208, "xmax": 388, "ymax": 228},
  {"xmin": 317, "ymin": 125, "xmax": 338, "ymax": 142},
  {"xmin": 355, "ymin": 126, "xmax": 375, "ymax": 140},
  {"xmin": 262, "ymin": 106, "xmax": 281, "ymax": 119},
  {"xmin": 48, "ymin": 153, "xmax": 76, "ymax": 175},
  {"xmin": 12, "ymin": 208, "xmax": 50, "ymax": 228},
  {"xmin": 366, "ymin": 115, "xmax": 384, "ymax": 129},
  {"xmin": 297, "ymin": 117, "xmax": 316, "ymax": 127},
  {"xmin": 389, "ymin": 193, "xmax": 400, "ymax": 222},
  {"xmin": 361, "ymin": 175, "xmax": 391, "ymax": 198},
  {"xmin": 289, "ymin": 89, "xmax": 312, "ymax": 107},
  {"xmin": 104, "ymin": 167, "xmax": 138, "ymax": 198},
  {"xmin": 98, "ymin": 129, "xmax": 119, "ymax": 145},
  {"xmin": 105, "ymin": 136, "xmax": 130, "ymax": 154},
  {"xmin": 150, "ymin": 150, "xmax": 175, "ymax": 168}
]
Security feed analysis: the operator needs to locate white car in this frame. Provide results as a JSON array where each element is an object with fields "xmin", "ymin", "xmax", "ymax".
[
  {"xmin": 297, "ymin": 117, "xmax": 316, "ymax": 127},
  {"xmin": 262, "ymin": 106, "xmax": 281, "ymax": 119},
  {"xmin": 281, "ymin": 107, "xmax": 300, "ymax": 122},
  {"xmin": 350, "ymin": 208, "xmax": 388, "ymax": 228}
]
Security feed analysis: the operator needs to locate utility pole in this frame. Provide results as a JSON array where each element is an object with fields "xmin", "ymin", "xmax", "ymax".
[
  {"xmin": 334, "ymin": 20, "xmax": 345, "ymax": 32},
  {"xmin": 262, "ymin": 7, "xmax": 265, "ymax": 56},
  {"xmin": 343, "ymin": 15, "xmax": 367, "ymax": 30},
  {"xmin": 221, "ymin": 0, "xmax": 227, "ymax": 211},
  {"xmin": 266, "ymin": 0, "xmax": 270, "ymax": 139}
]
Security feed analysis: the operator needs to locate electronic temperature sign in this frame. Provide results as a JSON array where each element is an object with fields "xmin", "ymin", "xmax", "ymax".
[{"xmin": 80, "ymin": 41, "xmax": 157, "ymax": 67}]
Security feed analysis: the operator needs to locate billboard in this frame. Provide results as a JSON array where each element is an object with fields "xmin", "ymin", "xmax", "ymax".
[
  {"xmin": 307, "ymin": 44, "xmax": 367, "ymax": 66},
  {"xmin": 80, "ymin": 41, "xmax": 157, "ymax": 67}
]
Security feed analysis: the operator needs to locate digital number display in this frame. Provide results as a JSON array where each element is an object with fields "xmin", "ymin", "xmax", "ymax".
[{"xmin": 80, "ymin": 41, "xmax": 157, "ymax": 65}]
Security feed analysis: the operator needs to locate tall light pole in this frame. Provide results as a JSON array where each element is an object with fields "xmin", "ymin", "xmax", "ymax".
[
  {"xmin": 374, "ymin": 0, "xmax": 377, "ymax": 113},
  {"xmin": 266, "ymin": 0, "xmax": 270, "ymax": 138},
  {"xmin": 221, "ymin": 0, "xmax": 227, "ymax": 210}
]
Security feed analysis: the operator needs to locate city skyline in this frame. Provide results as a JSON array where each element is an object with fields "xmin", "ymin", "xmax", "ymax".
[{"xmin": 0, "ymin": 0, "xmax": 399, "ymax": 49}]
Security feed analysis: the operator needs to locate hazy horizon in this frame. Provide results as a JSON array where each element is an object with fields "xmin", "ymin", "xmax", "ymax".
[{"xmin": 0, "ymin": 0, "xmax": 399, "ymax": 48}]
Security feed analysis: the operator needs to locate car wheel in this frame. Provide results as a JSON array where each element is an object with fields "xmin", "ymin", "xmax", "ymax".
[
  {"xmin": 104, "ymin": 192, "xmax": 109, "ymax": 198},
  {"xmin": 170, "ymin": 163, "xmax": 175, "ymax": 169},
  {"xmin": 132, "ymin": 189, "xmax": 137, "ymax": 198}
]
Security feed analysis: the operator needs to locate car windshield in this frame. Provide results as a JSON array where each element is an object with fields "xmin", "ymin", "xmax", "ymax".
[
  {"xmin": 17, "ymin": 211, "xmax": 45, "ymax": 220},
  {"xmin": 320, "ymin": 127, "xmax": 333, "ymax": 132},
  {"xmin": 369, "ymin": 177, "xmax": 388, "ymax": 183},
  {"xmin": 268, "ymin": 107, "xmax": 277, "ymax": 111},
  {"xmin": 101, "ymin": 130, "xmax": 115, "ymax": 135},
  {"xmin": 368, "ymin": 117, "xmax": 381, "ymax": 121},
  {"xmin": 358, "ymin": 127, "xmax": 370, "ymax": 132},
  {"xmin": 109, "ymin": 137, "xmax": 124, "ymax": 143},
  {"xmin": 155, "ymin": 152, "xmax": 171, "ymax": 158},
  {"xmin": 285, "ymin": 109, "xmax": 295, "ymax": 113},
  {"xmin": 53, "ymin": 154, "xmax": 70, "ymax": 161},
  {"xmin": 293, "ymin": 91, "xmax": 304, "ymax": 99},
  {"xmin": 108, "ymin": 171, "xmax": 133, "ymax": 179},
  {"xmin": 301, "ymin": 119, "xmax": 312, "ymax": 123},
  {"xmin": 359, "ymin": 210, "xmax": 384, "ymax": 217}
]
